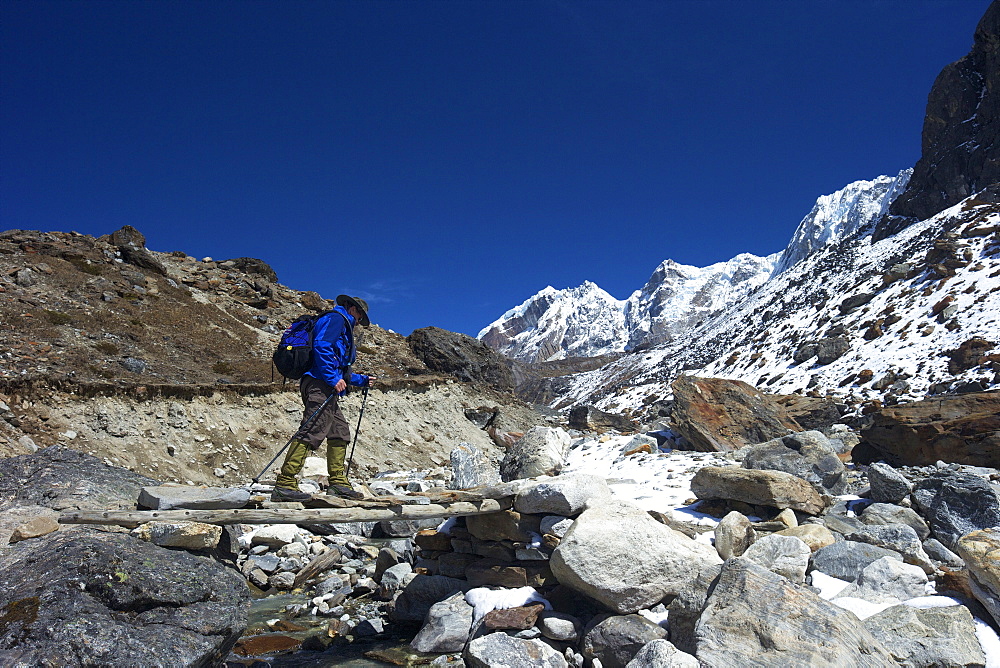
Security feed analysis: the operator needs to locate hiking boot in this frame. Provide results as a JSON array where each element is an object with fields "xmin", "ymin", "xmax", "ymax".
[
  {"xmin": 272, "ymin": 486, "xmax": 312, "ymax": 502},
  {"xmin": 329, "ymin": 483, "xmax": 364, "ymax": 500}
]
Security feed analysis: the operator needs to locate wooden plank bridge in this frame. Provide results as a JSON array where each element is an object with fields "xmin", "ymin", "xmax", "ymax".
[{"xmin": 58, "ymin": 489, "xmax": 513, "ymax": 528}]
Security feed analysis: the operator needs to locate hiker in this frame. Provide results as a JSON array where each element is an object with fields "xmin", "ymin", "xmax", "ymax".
[{"xmin": 274, "ymin": 295, "xmax": 375, "ymax": 501}]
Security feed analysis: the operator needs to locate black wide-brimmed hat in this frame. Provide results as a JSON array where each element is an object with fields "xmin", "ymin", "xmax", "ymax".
[{"xmin": 337, "ymin": 294, "xmax": 370, "ymax": 327}]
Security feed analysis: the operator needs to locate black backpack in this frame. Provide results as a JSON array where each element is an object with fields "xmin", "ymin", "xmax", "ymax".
[{"xmin": 272, "ymin": 310, "xmax": 353, "ymax": 380}]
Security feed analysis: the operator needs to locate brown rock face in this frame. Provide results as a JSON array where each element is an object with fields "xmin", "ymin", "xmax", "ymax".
[
  {"xmin": 671, "ymin": 376, "xmax": 801, "ymax": 452},
  {"xmin": 861, "ymin": 392, "xmax": 1000, "ymax": 467},
  {"xmin": 949, "ymin": 337, "xmax": 996, "ymax": 374},
  {"xmin": 875, "ymin": 3, "xmax": 1000, "ymax": 239},
  {"xmin": 483, "ymin": 604, "xmax": 546, "ymax": 630},
  {"xmin": 408, "ymin": 326, "xmax": 515, "ymax": 390}
]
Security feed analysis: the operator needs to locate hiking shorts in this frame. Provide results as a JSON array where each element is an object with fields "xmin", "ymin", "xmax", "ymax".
[{"xmin": 296, "ymin": 375, "xmax": 350, "ymax": 448}]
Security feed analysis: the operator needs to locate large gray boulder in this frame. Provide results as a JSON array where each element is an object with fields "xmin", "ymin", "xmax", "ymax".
[
  {"xmin": 867, "ymin": 463, "xmax": 912, "ymax": 504},
  {"xmin": 741, "ymin": 430, "xmax": 847, "ymax": 494},
  {"xmin": 713, "ymin": 511, "xmax": 756, "ymax": 560},
  {"xmin": 0, "ymin": 446, "xmax": 156, "ymax": 511},
  {"xmin": 625, "ymin": 639, "xmax": 699, "ymax": 668},
  {"xmin": 912, "ymin": 471, "xmax": 1000, "ymax": 548},
  {"xmin": 464, "ymin": 632, "xmax": 568, "ymax": 667},
  {"xmin": 513, "ymin": 473, "xmax": 611, "ymax": 516},
  {"xmin": 501, "ymin": 427, "xmax": 571, "ymax": 481},
  {"xmin": 859, "ymin": 503, "xmax": 930, "ymax": 540},
  {"xmin": 0, "ymin": 528, "xmax": 249, "ymax": 666},
  {"xmin": 835, "ymin": 557, "xmax": 928, "ymax": 604},
  {"xmin": 450, "ymin": 443, "xmax": 500, "ymax": 489},
  {"xmin": 550, "ymin": 498, "xmax": 721, "ymax": 614},
  {"xmin": 863, "ymin": 604, "xmax": 986, "ymax": 667},
  {"xmin": 741, "ymin": 534, "xmax": 811, "ymax": 583},
  {"xmin": 389, "ymin": 574, "xmax": 469, "ymax": 622},
  {"xmin": 846, "ymin": 525, "xmax": 935, "ymax": 574},
  {"xmin": 810, "ymin": 541, "xmax": 903, "ymax": 582},
  {"xmin": 410, "ymin": 592, "xmax": 474, "ymax": 653},
  {"xmin": 694, "ymin": 558, "xmax": 895, "ymax": 667},
  {"xmin": 581, "ymin": 614, "xmax": 669, "ymax": 668}
]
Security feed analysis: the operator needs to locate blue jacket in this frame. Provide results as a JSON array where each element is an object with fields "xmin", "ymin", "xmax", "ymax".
[{"xmin": 305, "ymin": 305, "xmax": 370, "ymax": 394}]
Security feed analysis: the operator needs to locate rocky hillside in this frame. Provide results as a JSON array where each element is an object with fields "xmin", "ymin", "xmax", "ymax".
[
  {"xmin": 0, "ymin": 226, "xmax": 546, "ymax": 483},
  {"xmin": 876, "ymin": 1, "xmax": 1000, "ymax": 238}
]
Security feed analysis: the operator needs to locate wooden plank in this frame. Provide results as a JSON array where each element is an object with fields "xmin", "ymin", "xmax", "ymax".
[{"xmin": 58, "ymin": 498, "xmax": 511, "ymax": 527}]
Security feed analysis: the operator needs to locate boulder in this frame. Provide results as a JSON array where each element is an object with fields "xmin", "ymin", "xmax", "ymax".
[
  {"xmin": 549, "ymin": 498, "xmax": 721, "ymax": 614},
  {"xmin": 693, "ymin": 558, "xmax": 894, "ymax": 666},
  {"xmin": 568, "ymin": 405, "xmax": 637, "ymax": 434},
  {"xmin": 845, "ymin": 525, "xmax": 935, "ymax": 574},
  {"xmin": 0, "ymin": 528, "xmax": 249, "ymax": 666},
  {"xmin": 775, "ymin": 524, "xmax": 836, "ymax": 552},
  {"xmin": 713, "ymin": 511, "xmax": 756, "ymax": 560},
  {"xmin": 955, "ymin": 528, "xmax": 1000, "ymax": 628},
  {"xmin": 450, "ymin": 443, "xmax": 499, "ymax": 489},
  {"xmin": 132, "ymin": 521, "xmax": 222, "ymax": 550},
  {"xmin": 670, "ymin": 376, "xmax": 801, "ymax": 452},
  {"xmin": 138, "ymin": 485, "xmax": 251, "ymax": 510},
  {"xmin": 464, "ymin": 632, "xmax": 568, "ymax": 668},
  {"xmin": 483, "ymin": 603, "xmax": 546, "ymax": 631},
  {"xmin": 625, "ymin": 639, "xmax": 699, "ymax": 668},
  {"xmin": 466, "ymin": 510, "xmax": 541, "ymax": 542},
  {"xmin": 410, "ymin": 592, "xmax": 474, "ymax": 653},
  {"xmin": 740, "ymin": 430, "xmax": 847, "ymax": 494},
  {"xmin": 8, "ymin": 515, "xmax": 60, "ymax": 543},
  {"xmin": 810, "ymin": 541, "xmax": 903, "ymax": 582},
  {"xmin": 741, "ymin": 534, "xmax": 811, "ymax": 583},
  {"xmin": 389, "ymin": 574, "xmax": 469, "ymax": 622},
  {"xmin": 912, "ymin": 470, "xmax": 1000, "ymax": 548},
  {"xmin": 860, "ymin": 392, "xmax": 1000, "ymax": 467},
  {"xmin": 407, "ymin": 326, "xmax": 514, "ymax": 390},
  {"xmin": 500, "ymin": 427, "xmax": 571, "ymax": 481},
  {"xmin": 690, "ymin": 466, "xmax": 828, "ymax": 515},
  {"xmin": 771, "ymin": 394, "xmax": 844, "ymax": 432},
  {"xmin": 859, "ymin": 502, "xmax": 930, "ymax": 540},
  {"xmin": 251, "ymin": 525, "xmax": 301, "ymax": 548},
  {"xmin": 538, "ymin": 611, "xmax": 581, "ymax": 642},
  {"xmin": 666, "ymin": 563, "xmax": 723, "ymax": 655},
  {"xmin": 513, "ymin": 474, "xmax": 611, "ymax": 516},
  {"xmin": 0, "ymin": 446, "xmax": 156, "ymax": 512},
  {"xmin": 581, "ymin": 614, "xmax": 669, "ymax": 668},
  {"xmin": 835, "ymin": 557, "xmax": 928, "ymax": 604},
  {"xmin": 863, "ymin": 604, "xmax": 986, "ymax": 667},
  {"xmin": 816, "ymin": 336, "xmax": 851, "ymax": 364}
]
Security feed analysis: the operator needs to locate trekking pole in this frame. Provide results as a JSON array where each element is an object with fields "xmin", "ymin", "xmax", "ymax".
[
  {"xmin": 251, "ymin": 392, "xmax": 336, "ymax": 486},
  {"xmin": 344, "ymin": 384, "xmax": 370, "ymax": 479}
]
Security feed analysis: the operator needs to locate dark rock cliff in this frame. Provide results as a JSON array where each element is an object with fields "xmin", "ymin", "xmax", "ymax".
[{"xmin": 875, "ymin": 1, "xmax": 1000, "ymax": 240}]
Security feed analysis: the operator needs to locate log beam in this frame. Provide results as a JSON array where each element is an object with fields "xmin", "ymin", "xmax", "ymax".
[{"xmin": 59, "ymin": 498, "xmax": 510, "ymax": 527}]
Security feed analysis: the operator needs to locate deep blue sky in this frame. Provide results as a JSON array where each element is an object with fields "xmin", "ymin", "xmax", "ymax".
[{"xmin": 2, "ymin": 1, "xmax": 991, "ymax": 336}]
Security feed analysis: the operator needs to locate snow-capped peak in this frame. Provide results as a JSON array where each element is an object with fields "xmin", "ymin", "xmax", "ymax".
[{"xmin": 773, "ymin": 169, "xmax": 912, "ymax": 274}]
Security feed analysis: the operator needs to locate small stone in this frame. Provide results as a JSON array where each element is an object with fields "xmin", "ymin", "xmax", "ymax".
[{"xmin": 10, "ymin": 516, "xmax": 60, "ymax": 543}]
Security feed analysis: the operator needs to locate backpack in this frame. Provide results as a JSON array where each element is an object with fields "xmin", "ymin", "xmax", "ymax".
[{"xmin": 272, "ymin": 310, "xmax": 353, "ymax": 380}]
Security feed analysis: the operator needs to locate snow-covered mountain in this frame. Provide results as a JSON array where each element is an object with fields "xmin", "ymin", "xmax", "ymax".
[
  {"xmin": 773, "ymin": 169, "xmax": 911, "ymax": 274},
  {"xmin": 558, "ymin": 196, "xmax": 1000, "ymax": 415},
  {"xmin": 478, "ymin": 172, "xmax": 908, "ymax": 364},
  {"xmin": 478, "ymin": 282, "xmax": 628, "ymax": 363},
  {"xmin": 623, "ymin": 253, "xmax": 778, "ymax": 351}
]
